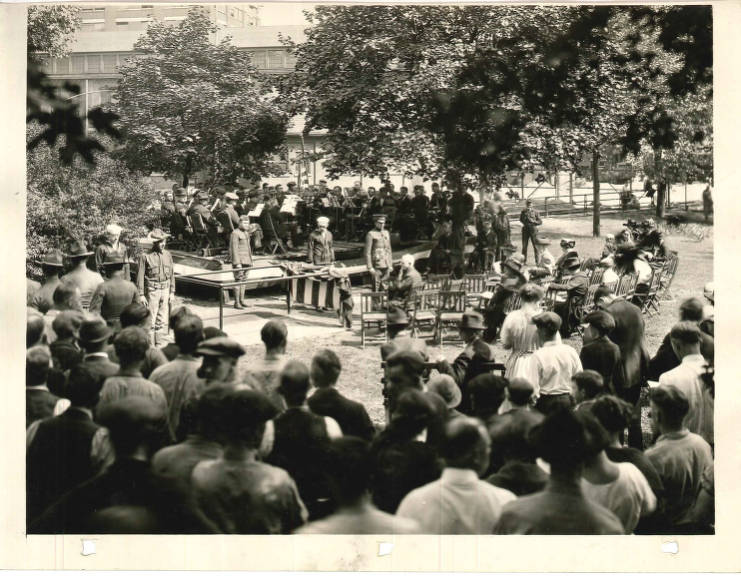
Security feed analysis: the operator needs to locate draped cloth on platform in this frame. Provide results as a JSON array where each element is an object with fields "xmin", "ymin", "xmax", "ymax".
[{"xmin": 289, "ymin": 276, "xmax": 341, "ymax": 310}]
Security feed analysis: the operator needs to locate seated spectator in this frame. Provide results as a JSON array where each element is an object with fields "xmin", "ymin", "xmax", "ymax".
[
  {"xmin": 397, "ymin": 418, "xmax": 516, "ymax": 534},
  {"xmin": 645, "ymin": 385, "xmax": 713, "ymax": 533},
  {"xmin": 112, "ymin": 303, "xmax": 169, "ymax": 378},
  {"xmin": 192, "ymin": 389, "xmax": 307, "ymax": 534},
  {"xmin": 49, "ymin": 310, "xmax": 85, "ymax": 371},
  {"xmin": 266, "ymin": 361, "xmax": 341, "ymax": 520},
  {"xmin": 99, "ymin": 327, "xmax": 168, "ymax": 414},
  {"xmin": 79, "ymin": 316, "xmax": 120, "ymax": 382},
  {"xmin": 296, "ymin": 438, "xmax": 420, "ymax": 534},
  {"xmin": 26, "ymin": 364, "xmax": 113, "ymax": 523},
  {"xmin": 531, "ymin": 312, "xmax": 582, "ymax": 414},
  {"xmin": 598, "ymin": 255, "xmax": 620, "ymax": 286},
  {"xmin": 550, "ymin": 257, "xmax": 589, "ymax": 337},
  {"xmin": 307, "ymin": 349, "xmax": 375, "ymax": 441},
  {"xmin": 658, "ymin": 322, "xmax": 713, "ymax": 446},
  {"xmin": 243, "ymin": 319, "xmax": 289, "ymax": 411},
  {"xmin": 579, "ymin": 311, "xmax": 621, "ymax": 394},
  {"xmin": 426, "ymin": 374, "xmax": 465, "ymax": 423},
  {"xmin": 32, "ymin": 397, "xmax": 208, "ymax": 534},
  {"xmin": 26, "ymin": 346, "xmax": 68, "ymax": 428},
  {"xmin": 149, "ymin": 314, "xmax": 205, "ymax": 439},
  {"xmin": 576, "ymin": 410, "xmax": 656, "ymax": 533},
  {"xmin": 648, "ymin": 297, "xmax": 714, "ymax": 380},
  {"xmin": 467, "ymin": 373, "xmax": 508, "ymax": 428},
  {"xmin": 495, "ymin": 408, "xmax": 624, "ymax": 534},
  {"xmin": 370, "ymin": 389, "xmax": 443, "ymax": 514},
  {"xmin": 573, "ymin": 370, "xmax": 607, "ymax": 411}
]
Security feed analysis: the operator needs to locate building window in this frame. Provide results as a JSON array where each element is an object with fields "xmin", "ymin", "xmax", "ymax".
[
  {"xmin": 86, "ymin": 55, "xmax": 101, "ymax": 72},
  {"xmin": 102, "ymin": 54, "xmax": 118, "ymax": 72},
  {"xmin": 250, "ymin": 50, "xmax": 267, "ymax": 69},
  {"xmin": 116, "ymin": 21, "xmax": 129, "ymax": 26},
  {"xmin": 71, "ymin": 55, "xmax": 85, "ymax": 73},
  {"xmin": 54, "ymin": 57, "xmax": 69, "ymax": 74},
  {"xmin": 81, "ymin": 21, "xmax": 106, "ymax": 31},
  {"xmin": 268, "ymin": 50, "xmax": 284, "ymax": 69}
]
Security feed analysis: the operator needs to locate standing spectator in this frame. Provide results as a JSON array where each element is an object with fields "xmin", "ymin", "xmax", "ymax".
[
  {"xmin": 149, "ymin": 314, "xmax": 205, "ymax": 439},
  {"xmin": 95, "ymin": 223, "xmax": 130, "ymax": 280},
  {"xmin": 243, "ymin": 319, "xmax": 289, "ymax": 411},
  {"xmin": 483, "ymin": 254, "xmax": 528, "ymax": 342},
  {"xmin": 98, "ymin": 327, "xmax": 168, "ymax": 414},
  {"xmin": 27, "ymin": 309, "xmax": 46, "ymax": 349},
  {"xmin": 577, "ymin": 410, "xmax": 656, "ymax": 533},
  {"xmin": 159, "ymin": 305, "xmax": 193, "ymax": 361},
  {"xmin": 194, "ymin": 336, "xmax": 245, "ymax": 388},
  {"xmin": 495, "ymin": 409, "xmax": 624, "ymax": 534},
  {"xmin": 136, "ymin": 229, "xmax": 175, "ymax": 346},
  {"xmin": 364, "ymin": 213, "xmax": 393, "ymax": 292},
  {"xmin": 580, "ymin": 310, "xmax": 621, "ymax": 394},
  {"xmin": 61, "ymin": 240, "xmax": 103, "ymax": 310},
  {"xmin": 467, "ymin": 373, "xmax": 508, "ymax": 428},
  {"xmin": 448, "ymin": 187, "xmax": 474, "ymax": 265},
  {"xmin": 307, "ymin": 349, "xmax": 375, "ymax": 441},
  {"xmin": 89, "ymin": 253, "xmax": 139, "ymax": 331},
  {"xmin": 192, "ymin": 390, "xmax": 307, "ymax": 534},
  {"xmin": 702, "ymin": 184, "xmax": 713, "ymax": 222},
  {"xmin": 658, "ymin": 323, "xmax": 713, "ymax": 445},
  {"xmin": 266, "ymin": 361, "xmax": 341, "ymax": 520},
  {"xmin": 500, "ymin": 283, "xmax": 543, "ymax": 383},
  {"xmin": 228, "ymin": 215, "xmax": 253, "ymax": 310},
  {"xmin": 307, "ymin": 216, "xmax": 335, "ymax": 266},
  {"xmin": 397, "ymin": 418, "xmax": 516, "ymax": 534},
  {"xmin": 79, "ymin": 317, "xmax": 120, "ymax": 382},
  {"xmin": 645, "ymin": 385, "xmax": 713, "ymax": 532},
  {"xmin": 594, "ymin": 285, "xmax": 650, "ymax": 449},
  {"xmin": 27, "ymin": 278, "xmax": 41, "ymax": 308},
  {"xmin": 43, "ymin": 281, "xmax": 83, "ymax": 344},
  {"xmin": 26, "ymin": 364, "xmax": 113, "ymax": 523},
  {"xmin": 531, "ymin": 312, "xmax": 582, "ymax": 414},
  {"xmin": 519, "ymin": 199, "xmax": 542, "ymax": 264},
  {"xmin": 370, "ymin": 389, "xmax": 443, "ymax": 514},
  {"xmin": 573, "ymin": 370, "xmax": 607, "ymax": 411},
  {"xmin": 427, "ymin": 374, "xmax": 465, "ymax": 424},
  {"xmin": 26, "ymin": 346, "xmax": 67, "ymax": 428},
  {"xmin": 648, "ymin": 297, "xmax": 714, "ymax": 380},
  {"xmin": 296, "ymin": 438, "xmax": 420, "ymax": 534},
  {"xmin": 49, "ymin": 310, "xmax": 85, "ymax": 371},
  {"xmin": 31, "ymin": 249, "xmax": 65, "ymax": 314},
  {"xmin": 114, "ymin": 303, "xmax": 169, "ymax": 378},
  {"xmin": 493, "ymin": 204, "xmax": 512, "ymax": 261},
  {"xmin": 411, "ymin": 185, "xmax": 431, "ymax": 240}
]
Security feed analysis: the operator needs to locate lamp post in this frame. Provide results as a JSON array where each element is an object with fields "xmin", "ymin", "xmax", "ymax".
[{"xmin": 64, "ymin": 89, "xmax": 115, "ymax": 135}]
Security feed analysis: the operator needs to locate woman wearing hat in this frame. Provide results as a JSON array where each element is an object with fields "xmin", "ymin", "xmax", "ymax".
[
  {"xmin": 554, "ymin": 239, "xmax": 579, "ymax": 282},
  {"xmin": 62, "ymin": 240, "xmax": 103, "ymax": 310},
  {"xmin": 229, "ymin": 216, "xmax": 253, "ymax": 310},
  {"xmin": 31, "ymin": 249, "xmax": 65, "ymax": 314},
  {"xmin": 95, "ymin": 224, "xmax": 130, "ymax": 280},
  {"xmin": 483, "ymin": 254, "xmax": 528, "ymax": 343}
]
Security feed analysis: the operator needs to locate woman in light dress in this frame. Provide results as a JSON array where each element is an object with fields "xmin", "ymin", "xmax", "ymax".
[{"xmin": 500, "ymin": 284, "xmax": 545, "ymax": 387}]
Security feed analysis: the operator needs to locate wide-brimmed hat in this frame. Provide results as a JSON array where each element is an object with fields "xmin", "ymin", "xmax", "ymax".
[
  {"xmin": 65, "ymin": 239, "xmax": 93, "ymax": 258},
  {"xmin": 459, "ymin": 310, "xmax": 485, "ymax": 331},
  {"xmin": 101, "ymin": 252, "xmax": 130, "ymax": 266},
  {"xmin": 387, "ymin": 307, "xmax": 410, "ymax": 326},
  {"xmin": 316, "ymin": 216, "xmax": 330, "ymax": 227},
  {"xmin": 149, "ymin": 228, "xmax": 170, "ymax": 242},
  {"xmin": 37, "ymin": 249, "xmax": 65, "ymax": 268},
  {"xmin": 427, "ymin": 374, "xmax": 462, "ymax": 409},
  {"xmin": 559, "ymin": 238, "xmax": 576, "ymax": 249},
  {"xmin": 79, "ymin": 316, "xmax": 113, "ymax": 343},
  {"xmin": 503, "ymin": 254, "xmax": 525, "ymax": 273}
]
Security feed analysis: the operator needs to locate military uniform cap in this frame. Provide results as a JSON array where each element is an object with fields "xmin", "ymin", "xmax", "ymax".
[
  {"xmin": 373, "ymin": 213, "xmax": 386, "ymax": 221},
  {"xmin": 37, "ymin": 249, "xmax": 65, "ymax": 267}
]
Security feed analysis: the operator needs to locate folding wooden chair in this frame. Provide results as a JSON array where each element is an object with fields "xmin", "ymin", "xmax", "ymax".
[
  {"xmin": 410, "ymin": 289, "xmax": 439, "ymax": 341},
  {"xmin": 641, "ymin": 268, "xmax": 664, "ymax": 316},
  {"xmin": 424, "ymin": 274, "xmax": 451, "ymax": 291},
  {"xmin": 588, "ymin": 268, "xmax": 605, "ymax": 286},
  {"xmin": 502, "ymin": 292, "xmax": 522, "ymax": 315},
  {"xmin": 434, "ymin": 290, "xmax": 466, "ymax": 346},
  {"xmin": 615, "ymin": 273, "xmax": 638, "ymax": 299},
  {"xmin": 462, "ymin": 274, "xmax": 487, "ymax": 308},
  {"xmin": 360, "ymin": 292, "xmax": 388, "ymax": 348},
  {"xmin": 659, "ymin": 253, "xmax": 679, "ymax": 300}
]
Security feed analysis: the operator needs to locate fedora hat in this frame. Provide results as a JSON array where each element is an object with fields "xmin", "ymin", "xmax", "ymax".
[
  {"xmin": 149, "ymin": 228, "xmax": 170, "ymax": 242},
  {"xmin": 427, "ymin": 374, "xmax": 462, "ymax": 409},
  {"xmin": 38, "ymin": 249, "xmax": 65, "ymax": 268},
  {"xmin": 65, "ymin": 239, "xmax": 93, "ymax": 258},
  {"xmin": 387, "ymin": 307, "xmax": 410, "ymax": 326},
  {"xmin": 79, "ymin": 316, "xmax": 113, "ymax": 343},
  {"xmin": 459, "ymin": 310, "xmax": 485, "ymax": 331},
  {"xmin": 503, "ymin": 254, "xmax": 524, "ymax": 273}
]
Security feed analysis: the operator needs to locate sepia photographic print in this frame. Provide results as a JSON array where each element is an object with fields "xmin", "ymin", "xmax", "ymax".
[{"xmin": 3, "ymin": 0, "xmax": 741, "ymax": 571}]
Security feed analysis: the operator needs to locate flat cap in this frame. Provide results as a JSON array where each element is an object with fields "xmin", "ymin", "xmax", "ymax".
[
  {"xmin": 532, "ymin": 311, "xmax": 562, "ymax": 333},
  {"xmin": 372, "ymin": 213, "xmax": 387, "ymax": 221},
  {"xmin": 196, "ymin": 336, "xmax": 246, "ymax": 358},
  {"xmin": 386, "ymin": 349, "xmax": 426, "ymax": 375},
  {"xmin": 584, "ymin": 310, "xmax": 616, "ymax": 334}
]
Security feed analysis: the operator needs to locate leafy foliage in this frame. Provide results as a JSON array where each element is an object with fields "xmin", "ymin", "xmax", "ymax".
[
  {"xmin": 114, "ymin": 9, "xmax": 289, "ymax": 186},
  {"xmin": 27, "ymin": 4, "xmax": 81, "ymax": 60},
  {"xmin": 26, "ymin": 122, "xmax": 159, "ymax": 276}
]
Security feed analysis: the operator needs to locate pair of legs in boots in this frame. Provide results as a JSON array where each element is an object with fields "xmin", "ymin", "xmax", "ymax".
[{"xmin": 232, "ymin": 265, "xmax": 249, "ymax": 309}]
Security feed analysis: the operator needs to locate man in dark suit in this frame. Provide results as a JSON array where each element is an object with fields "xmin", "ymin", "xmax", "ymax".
[
  {"xmin": 580, "ymin": 310, "xmax": 622, "ymax": 395},
  {"xmin": 594, "ymin": 286, "xmax": 649, "ymax": 449},
  {"xmin": 79, "ymin": 316, "xmax": 120, "ymax": 382},
  {"xmin": 26, "ymin": 346, "xmax": 65, "ymax": 429},
  {"xmin": 308, "ymin": 349, "xmax": 375, "ymax": 441},
  {"xmin": 26, "ymin": 364, "xmax": 113, "ymax": 524}
]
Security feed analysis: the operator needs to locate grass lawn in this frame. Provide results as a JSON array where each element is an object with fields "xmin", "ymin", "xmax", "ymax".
[{"xmin": 236, "ymin": 213, "xmax": 714, "ymax": 428}]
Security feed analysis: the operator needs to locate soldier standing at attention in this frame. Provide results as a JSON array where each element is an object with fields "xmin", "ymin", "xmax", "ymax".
[
  {"xmin": 62, "ymin": 240, "xmax": 103, "ymax": 310},
  {"xmin": 31, "ymin": 250, "xmax": 65, "ymax": 314},
  {"xmin": 188, "ymin": 190, "xmax": 219, "ymax": 247},
  {"xmin": 448, "ymin": 187, "xmax": 474, "ymax": 277},
  {"xmin": 411, "ymin": 185, "xmax": 431, "ymax": 240},
  {"xmin": 307, "ymin": 216, "xmax": 335, "ymax": 266},
  {"xmin": 519, "ymin": 199, "xmax": 543, "ymax": 264},
  {"xmin": 136, "ymin": 229, "xmax": 175, "ymax": 346},
  {"xmin": 365, "ymin": 214, "xmax": 393, "ymax": 292},
  {"xmin": 217, "ymin": 191, "xmax": 241, "ymax": 245},
  {"xmin": 89, "ymin": 253, "xmax": 139, "ymax": 331},
  {"xmin": 95, "ymin": 224, "xmax": 130, "ymax": 280},
  {"xmin": 229, "ymin": 216, "xmax": 253, "ymax": 310}
]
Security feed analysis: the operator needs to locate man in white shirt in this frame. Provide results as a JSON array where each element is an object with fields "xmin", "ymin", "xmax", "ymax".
[
  {"xmin": 396, "ymin": 417, "xmax": 516, "ymax": 534},
  {"xmin": 530, "ymin": 311, "xmax": 582, "ymax": 415},
  {"xmin": 658, "ymin": 322, "xmax": 713, "ymax": 445}
]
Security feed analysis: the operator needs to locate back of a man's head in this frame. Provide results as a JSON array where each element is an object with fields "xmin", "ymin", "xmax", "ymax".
[
  {"xmin": 52, "ymin": 310, "xmax": 85, "ymax": 340},
  {"xmin": 27, "ymin": 345, "xmax": 50, "ymax": 387},
  {"xmin": 490, "ymin": 416, "xmax": 539, "ymax": 463},
  {"xmin": 530, "ymin": 408, "xmax": 587, "ymax": 475},
  {"xmin": 390, "ymin": 388, "xmax": 436, "ymax": 438},
  {"xmin": 311, "ymin": 349, "xmax": 341, "ymax": 388},
  {"xmin": 113, "ymin": 326, "xmax": 150, "ymax": 367},
  {"xmin": 261, "ymin": 319, "xmax": 287, "ymax": 353},
  {"xmin": 278, "ymin": 360, "xmax": 311, "ymax": 406},
  {"xmin": 467, "ymin": 373, "xmax": 507, "ymax": 417},
  {"xmin": 174, "ymin": 314, "xmax": 204, "ymax": 355},
  {"xmin": 594, "ymin": 285, "xmax": 614, "ymax": 306},
  {"xmin": 66, "ymin": 364, "xmax": 105, "ymax": 408},
  {"xmin": 222, "ymin": 389, "xmax": 278, "ymax": 448},
  {"xmin": 120, "ymin": 303, "xmax": 151, "ymax": 329},
  {"xmin": 195, "ymin": 386, "xmax": 230, "ymax": 442},
  {"xmin": 573, "ymin": 370, "xmax": 605, "ymax": 401},
  {"xmin": 52, "ymin": 280, "xmax": 80, "ymax": 310},
  {"xmin": 507, "ymin": 377, "xmax": 535, "ymax": 407},
  {"xmin": 650, "ymin": 384, "xmax": 690, "ymax": 431},
  {"xmin": 27, "ymin": 312, "xmax": 46, "ymax": 348},
  {"xmin": 97, "ymin": 397, "xmax": 166, "ymax": 459},
  {"xmin": 325, "ymin": 437, "xmax": 372, "ymax": 506},
  {"xmin": 442, "ymin": 418, "xmax": 489, "ymax": 475},
  {"xmin": 574, "ymin": 409, "xmax": 611, "ymax": 462},
  {"xmin": 679, "ymin": 297, "xmax": 705, "ymax": 322}
]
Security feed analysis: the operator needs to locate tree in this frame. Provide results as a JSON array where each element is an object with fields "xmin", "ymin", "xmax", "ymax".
[
  {"xmin": 115, "ymin": 9, "xmax": 288, "ymax": 187},
  {"xmin": 26, "ymin": 122, "xmax": 159, "ymax": 277}
]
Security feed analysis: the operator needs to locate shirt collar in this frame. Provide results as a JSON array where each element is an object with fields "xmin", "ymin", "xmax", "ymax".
[
  {"xmin": 543, "ymin": 340, "xmax": 560, "ymax": 348},
  {"xmin": 657, "ymin": 429, "xmax": 690, "ymax": 442},
  {"xmin": 441, "ymin": 467, "xmax": 479, "ymax": 484},
  {"xmin": 84, "ymin": 352, "xmax": 109, "ymax": 359},
  {"xmin": 176, "ymin": 353, "xmax": 200, "ymax": 362},
  {"xmin": 27, "ymin": 384, "xmax": 50, "ymax": 392},
  {"xmin": 681, "ymin": 354, "xmax": 706, "ymax": 365},
  {"xmin": 68, "ymin": 406, "xmax": 94, "ymax": 419}
]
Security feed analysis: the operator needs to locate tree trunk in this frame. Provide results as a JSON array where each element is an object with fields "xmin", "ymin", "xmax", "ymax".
[
  {"xmin": 554, "ymin": 171, "xmax": 560, "ymax": 200},
  {"xmin": 592, "ymin": 150, "xmax": 600, "ymax": 237},
  {"xmin": 183, "ymin": 156, "xmax": 193, "ymax": 188},
  {"xmin": 569, "ymin": 172, "xmax": 574, "ymax": 204},
  {"xmin": 654, "ymin": 149, "xmax": 665, "ymax": 219}
]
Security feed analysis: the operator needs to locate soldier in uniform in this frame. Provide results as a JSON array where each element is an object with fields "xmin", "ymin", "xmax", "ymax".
[
  {"xmin": 217, "ymin": 192, "xmax": 241, "ymax": 245},
  {"xmin": 411, "ymin": 185, "xmax": 431, "ymax": 239},
  {"xmin": 95, "ymin": 224, "xmax": 130, "ymax": 280},
  {"xmin": 365, "ymin": 214, "xmax": 393, "ymax": 292},
  {"xmin": 229, "ymin": 215, "xmax": 253, "ymax": 310},
  {"xmin": 307, "ymin": 216, "xmax": 335, "ymax": 266},
  {"xmin": 188, "ymin": 190, "xmax": 219, "ymax": 247},
  {"xmin": 171, "ymin": 188, "xmax": 189, "ymax": 240},
  {"xmin": 430, "ymin": 182, "xmax": 449, "ymax": 220},
  {"xmin": 31, "ymin": 250, "xmax": 65, "ymax": 314},
  {"xmin": 62, "ymin": 240, "xmax": 103, "ymax": 310},
  {"xmin": 493, "ymin": 203, "xmax": 512, "ymax": 262},
  {"xmin": 448, "ymin": 188, "xmax": 473, "ymax": 277},
  {"xmin": 519, "ymin": 199, "xmax": 543, "ymax": 264},
  {"xmin": 136, "ymin": 229, "xmax": 175, "ymax": 345},
  {"xmin": 89, "ymin": 253, "xmax": 139, "ymax": 331}
]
